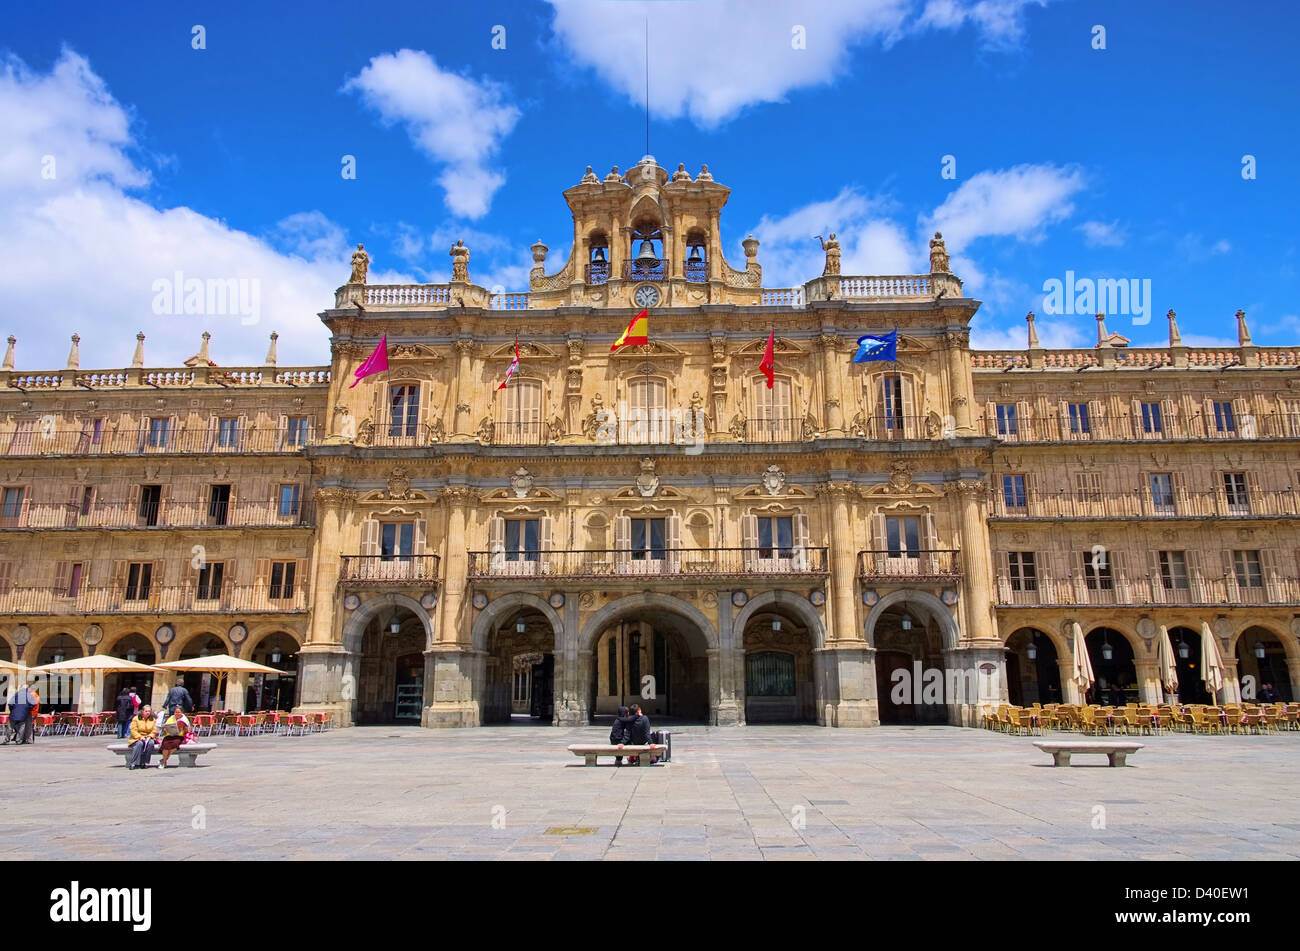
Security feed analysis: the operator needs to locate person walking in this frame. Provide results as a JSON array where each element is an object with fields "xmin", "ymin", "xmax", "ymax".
[
  {"xmin": 127, "ymin": 706, "xmax": 158, "ymax": 770},
  {"xmin": 7, "ymin": 681, "xmax": 39, "ymax": 745},
  {"xmin": 114, "ymin": 686, "xmax": 135, "ymax": 739},
  {"xmin": 160, "ymin": 677, "xmax": 194, "ymax": 721}
]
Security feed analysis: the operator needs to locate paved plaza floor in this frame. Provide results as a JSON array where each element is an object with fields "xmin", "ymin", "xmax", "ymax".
[{"xmin": 5, "ymin": 725, "xmax": 1300, "ymax": 861}]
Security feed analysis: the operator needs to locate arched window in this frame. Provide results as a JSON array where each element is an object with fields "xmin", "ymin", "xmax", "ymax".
[
  {"xmin": 684, "ymin": 231, "xmax": 708, "ymax": 283},
  {"xmin": 586, "ymin": 232, "xmax": 609, "ymax": 285}
]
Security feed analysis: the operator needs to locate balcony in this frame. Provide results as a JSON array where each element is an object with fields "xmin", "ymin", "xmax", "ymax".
[
  {"xmin": 622, "ymin": 259, "xmax": 666, "ymax": 282},
  {"xmin": 466, "ymin": 547, "xmax": 829, "ymax": 583},
  {"xmin": 744, "ymin": 417, "xmax": 803, "ymax": 442},
  {"xmin": 980, "ymin": 411, "xmax": 1300, "ymax": 444},
  {"xmin": 0, "ymin": 498, "xmax": 316, "ymax": 531},
  {"xmin": 989, "ymin": 488, "xmax": 1300, "ymax": 520},
  {"xmin": 584, "ymin": 262, "xmax": 609, "ymax": 285},
  {"xmin": 1, "ymin": 423, "xmax": 313, "ymax": 457},
  {"xmin": 858, "ymin": 550, "xmax": 961, "ymax": 583},
  {"xmin": 994, "ymin": 574, "xmax": 1300, "ymax": 607},
  {"xmin": 846, "ymin": 415, "xmax": 929, "ymax": 441},
  {"xmin": 489, "ymin": 421, "xmax": 548, "ymax": 446},
  {"xmin": 339, "ymin": 554, "xmax": 441, "ymax": 585},
  {"xmin": 683, "ymin": 260, "xmax": 708, "ymax": 283},
  {"xmin": 0, "ymin": 584, "xmax": 310, "ymax": 616}
]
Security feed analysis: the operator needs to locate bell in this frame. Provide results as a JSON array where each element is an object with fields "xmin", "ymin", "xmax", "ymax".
[
  {"xmin": 687, "ymin": 245, "xmax": 703, "ymax": 265},
  {"xmin": 633, "ymin": 239, "xmax": 658, "ymax": 266},
  {"xmin": 591, "ymin": 246, "xmax": 606, "ymax": 264}
]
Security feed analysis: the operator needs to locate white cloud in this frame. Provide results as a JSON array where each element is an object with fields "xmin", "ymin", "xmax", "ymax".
[
  {"xmin": 0, "ymin": 50, "xmax": 410, "ymax": 371},
  {"xmin": 1078, "ymin": 219, "xmax": 1126, "ymax": 248},
  {"xmin": 924, "ymin": 163, "xmax": 1086, "ymax": 252},
  {"xmin": 343, "ymin": 49, "xmax": 520, "ymax": 218},
  {"xmin": 1177, "ymin": 232, "xmax": 1232, "ymax": 261},
  {"xmin": 546, "ymin": 0, "xmax": 1049, "ymax": 128}
]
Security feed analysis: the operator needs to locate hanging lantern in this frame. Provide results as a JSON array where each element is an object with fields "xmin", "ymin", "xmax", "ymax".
[
  {"xmin": 126, "ymin": 648, "xmax": 139, "ymax": 663},
  {"xmin": 1255, "ymin": 642, "xmax": 1266, "ymax": 659},
  {"xmin": 1026, "ymin": 639, "xmax": 1037, "ymax": 660},
  {"xmin": 52, "ymin": 650, "xmax": 65, "ymax": 663},
  {"xmin": 1101, "ymin": 635, "xmax": 1113, "ymax": 661},
  {"xmin": 900, "ymin": 614, "xmax": 913, "ymax": 631},
  {"xmin": 271, "ymin": 649, "xmax": 283, "ymax": 664},
  {"xmin": 771, "ymin": 617, "xmax": 782, "ymax": 632},
  {"xmin": 1177, "ymin": 637, "xmax": 1190, "ymax": 660},
  {"xmin": 389, "ymin": 615, "xmax": 401, "ymax": 634},
  {"xmin": 516, "ymin": 619, "xmax": 526, "ymax": 634}
]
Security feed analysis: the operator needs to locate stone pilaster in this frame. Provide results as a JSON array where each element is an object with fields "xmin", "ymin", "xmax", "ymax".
[
  {"xmin": 307, "ymin": 488, "xmax": 355, "ymax": 646},
  {"xmin": 425, "ymin": 486, "xmax": 479, "ymax": 726},
  {"xmin": 952, "ymin": 480, "xmax": 995, "ymax": 641},
  {"xmin": 451, "ymin": 338, "xmax": 475, "ymax": 438},
  {"xmin": 822, "ymin": 482, "xmax": 860, "ymax": 645},
  {"xmin": 944, "ymin": 330, "xmax": 973, "ymax": 433},
  {"xmin": 825, "ymin": 645, "xmax": 878, "ymax": 727},
  {"xmin": 818, "ymin": 333, "xmax": 845, "ymax": 435}
]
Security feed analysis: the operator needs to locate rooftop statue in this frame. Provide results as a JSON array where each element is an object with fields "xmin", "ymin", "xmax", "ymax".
[
  {"xmin": 349, "ymin": 244, "xmax": 369, "ymax": 284},
  {"xmin": 818, "ymin": 233, "xmax": 841, "ymax": 276},
  {"xmin": 929, "ymin": 232, "xmax": 950, "ymax": 274},
  {"xmin": 450, "ymin": 240, "xmax": 471, "ymax": 282}
]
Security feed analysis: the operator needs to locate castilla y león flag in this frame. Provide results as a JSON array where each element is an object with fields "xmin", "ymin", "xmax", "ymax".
[
  {"xmin": 348, "ymin": 334, "xmax": 389, "ymax": 388},
  {"xmin": 759, "ymin": 330, "xmax": 775, "ymax": 389},
  {"xmin": 610, "ymin": 309, "xmax": 649, "ymax": 351}
]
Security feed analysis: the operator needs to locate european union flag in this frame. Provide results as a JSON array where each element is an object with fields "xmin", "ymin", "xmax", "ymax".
[{"xmin": 853, "ymin": 331, "xmax": 898, "ymax": 363}]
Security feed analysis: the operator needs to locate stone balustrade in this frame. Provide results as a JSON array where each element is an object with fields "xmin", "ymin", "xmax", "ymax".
[{"xmin": 2, "ymin": 366, "xmax": 329, "ymax": 390}]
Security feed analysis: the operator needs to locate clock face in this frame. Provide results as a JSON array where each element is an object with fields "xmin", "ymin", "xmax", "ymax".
[{"xmin": 634, "ymin": 284, "xmax": 660, "ymax": 308}]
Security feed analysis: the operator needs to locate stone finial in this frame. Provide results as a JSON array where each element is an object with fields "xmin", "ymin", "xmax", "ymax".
[
  {"xmin": 929, "ymin": 231, "xmax": 951, "ymax": 274},
  {"xmin": 2, "ymin": 336, "xmax": 14, "ymax": 370},
  {"xmin": 580, "ymin": 165, "xmax": 599, "ymax": 184},
  {"xmin": 184, "ymin": 331, "xmax": 215, "ymax": 368},
  {"xmin": 530, "ymin": 240, "xmax": 548, "ymax": 265},
  {"xmin": 264, "ymin": 332, "xmax": 279, "ymax": 367},
  {"xmin": 1026, "ymin": 311, "xmax": 1041, "ymax": 349},
  {"xmin": 1166, "ymin": 309, "xmax": 1182, "ymax": 347},
  {"xmin": 742, "ymin": 235, "xmax": 760, "ymax": 262},
  {"xmin": 130, "ymin": 332, "xmax": 146, "ymax": 368},
  {"xmin": 697, "ymin": 164, "xmax": 713, "ymax": 182},
  {"xmin": 1236, "ymin": 309, "xmax": 1253, "ymax": 346},
  {"xmin": 66, "ymin": 334, "xmax": 81, "ymax": 370},
  {"xmin": 1094, "ymin": 313, "xmax": 1111, "ymax": 348}
]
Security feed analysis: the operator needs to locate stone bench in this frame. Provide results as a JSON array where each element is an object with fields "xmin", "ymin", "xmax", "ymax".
[
  {"xmin": 567, "ymin": 744, "xmax": 666, "ymax": 767},
  {"xmin": 1033, "ymin": 740, "xmax": 1144, "ymax": 767},
  {"xmin": 107, "ymin": 742, "xmax": 217, "ymax": 768}
]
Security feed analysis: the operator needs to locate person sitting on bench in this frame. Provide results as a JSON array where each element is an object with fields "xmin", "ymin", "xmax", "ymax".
[
  {"xmin": 626, "ymin": 704, "xmax": 654, "ymax": 765},
  {"xmin": 127, "ymin": 707, "xmax": 158, "ymax": 770},
  {"xmin": 157, "ymin": 708, "xmax": 192, "ymax": 769},
  {"xmin": 610, "ymin": 706, "xmax": 634, "ymax": 766}
]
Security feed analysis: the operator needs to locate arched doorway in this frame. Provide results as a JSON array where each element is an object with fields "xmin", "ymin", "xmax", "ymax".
[
  {"xmin": 742, "ymin": 610, "xmax": 815, "ymax": 723},
  {"xmin": 583, "ymin": 595, "xmax": 713, "ymax": 724},
  {"xmin": 33, "ymin": 633, "xmax": 84, "ymax": 712},
  {"xmin": 178, "ymin": 634, "xmax": 229, "ymax": 711},
  {"xmin": 1235, "ymin": 626, "xmax": 1293, "ymax": 702},
  {"xmin": 355, "ymin": 604, "xmax": 426, "ymax": 724},
  {"xmin": 873, "ymin": 604, "xmax": 947, "ymax": 724},
  {"xmin": 484, "ymin": 607, "xmax": 556, "ymax": 724},
  {"xmin": 1085, "ymin": 627, "xmax": 1137, "ymax": 705},
  {"xmin": 1167, "ymin": 626, "xmax": 1212, "ymax": 705},
  {"xmin": 1005, "ymin": 628, "xmax": 1062, "ymax": 706},
  {"xmin": 103, "ymin": 633, "xmax": 156, "ymax": 711},
  {"xmin": 246, "ymin": 632, "xmax": 301, "ymax": 711}
]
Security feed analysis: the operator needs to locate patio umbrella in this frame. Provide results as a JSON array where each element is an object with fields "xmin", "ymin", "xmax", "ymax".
[
  {"xmin": 1155, "ymin": 624, "xmax": 1179, "ymax": 696},
  {"xmin": 152, "ymin": 654, "xmax": 281, "ymax": 708},
  {"xmin": 1070, "ymin": 621, "xmax": 1095, "ymax": 698},
  {"xmin": 1200, "ymin": 621, "xmax": 1226, "ymax": 698},
  {"xmin": 28, "ymin": 655, "xmax": 164, "ymax": 711}
]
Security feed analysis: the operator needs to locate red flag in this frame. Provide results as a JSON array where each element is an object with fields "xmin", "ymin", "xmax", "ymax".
[
  {"xmin": 497, "ymin": 335, "xmax": 521, "ymax": 390},
  {"xmin": 759, "ymin": 330, "xmax": 775, "ymax": 389},
  {"xmin": 349, "ymin": 334, "xmax": 389, "ymax": 388}
]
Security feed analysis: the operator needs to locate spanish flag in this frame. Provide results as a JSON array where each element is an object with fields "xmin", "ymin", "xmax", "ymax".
[{"xmin": 610, "ymin": 309, "xmax": 649, "ymax": 351}]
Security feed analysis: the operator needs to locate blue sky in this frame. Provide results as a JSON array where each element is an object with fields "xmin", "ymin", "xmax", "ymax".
[{"xmin": 2, "ymin": 0, "xmax": 1297, "ymax": 368}]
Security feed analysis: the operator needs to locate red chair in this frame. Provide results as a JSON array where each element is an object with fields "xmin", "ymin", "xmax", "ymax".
[{"xmin": 35, "ymin": 714, "xmax": 56, "ymax": 736}]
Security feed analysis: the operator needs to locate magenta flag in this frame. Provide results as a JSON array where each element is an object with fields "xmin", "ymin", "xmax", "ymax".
[{"xmin": 348, "ymin": 334, "xmax": 388, "ymax": 388}]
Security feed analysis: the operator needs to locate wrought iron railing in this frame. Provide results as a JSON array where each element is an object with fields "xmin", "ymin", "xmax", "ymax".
[
  {"xmin": 858, "ymin": 550, "xmax": 961, "ymax": 580},
  {"xmin": 622, "ymin": 259, "xmax": 666, "ymax": 281},
  {"xmin": 0, "ymin": 498, "xmax": 315, "ymax": 530},
  {"xmin": 466, "ymin": 547, "xmax": 829, "ymax": 580},
  {"xmin": 994, "ymin": 574, "xmax": 1300, "ymax": 607},
  {"xmin": 978, "ymin": 411, "xmax": 1300, "ymax": 443},
  {"xmin": 0, "ymin": 584, "xmax": 310, "ymax": 616},
  {"xmin": 339, "ymin": 554, "xmax": 441, "ymax": 584},
  {"xmin": 988, "ymin": 488, "xmax": 1300, "ymax": 520},
  {"xmin": 1, "ymin": 423, "xmax": 314, "ymax": 457}
]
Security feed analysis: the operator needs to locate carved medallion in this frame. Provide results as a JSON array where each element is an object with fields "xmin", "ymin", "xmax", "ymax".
[
  {"xmin": 636, "ymin": 457, "xmax": 660, "ymax": 498},
  {"xmin": 511, "ymin": 467, "xmax": 534, "ymax": 499},
  {"xmin": 762, "ymin": 465, "xmax": 787, "ymax": 496}
]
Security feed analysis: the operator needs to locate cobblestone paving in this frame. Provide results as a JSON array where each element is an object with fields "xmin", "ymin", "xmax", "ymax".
[{"xmin": 4, "ymin": 725, "xmax": 1299, "ymax": 860}]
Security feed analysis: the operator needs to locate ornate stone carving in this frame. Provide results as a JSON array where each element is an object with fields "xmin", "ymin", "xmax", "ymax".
[
  {"xmin": 888, "ymin": 461, "xmax": 913, "ymax": 491},
  {"xmin": 801, "ymin": 415, "xmax": 820, "ymax": 440},
  {"xmin": 710, "ymin": 335, "xmax": 727, "ymax": 364},
  {"xmin": 567, "ymin": 338, "xmax": 584, "ymax": 362},
  {"xmin": 428, "ymin": 418, "xmax": 445, "ymax": 443},
  {"xmin": 356, "ymin": 418, "xmax": 374, "ymax": 446},
  {"xmin": 636, "ymin": 457, "xmax": 660, "ymax": 498},
  {"xmin": 349, "ymin": 244, "xmax": 369, "ymax": 284},
  {"xmin": 762, "ymin": 465, "xmax": 787, "ymax": 496},
  {"xmin": 449, "ymin": 240, "xmax": 471, "ymax": 282},
  {"xmin": 547, "ymin": 415, "xmax": 565, "ymax": 441},
  {"xmin": 728, "ymin": 412, "xmax": 747, "ymax": 441},
  {"xmin": 510, "ymin": 467, "xmax": 533, "ymax": 499},
  {"xmin": 929, "ymin": 232, "xmax": 951, "ymax": 273},
  {"xmin": 444, "ymin": 485, "xmax": 479, "ymax": 505},
  {"xmin": 711, "ymin": 367, "xmax": 727, "ymax": 390},
  {"xmin": 925, "ymin": 411, "xmax": 942, "ymax": 439},
  {"xmin": 454, "ymin": 338, "xmax": 475, "ymax": 357},
  {"xmin": 384, "ymin": 467, "xmax": 413, "ymax": 500},
  {"xmin": 476, "ymin": 417, "xmax": 494, "ymax": 444},
  {"xmin": 581, "ymin": 395, "xmax": 608, "ymax": 440},
  {"xmin": 567, "ymin": 369, "xmax": 582, "ymax": 389},
  {"xmin": 314, "ymin": 487, "xmax": 359, "ymax": 506}
]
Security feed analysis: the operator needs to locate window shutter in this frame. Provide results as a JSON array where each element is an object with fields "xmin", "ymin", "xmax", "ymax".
[
  {"xmin": 900, "ymin": 375, "xmax": 917, "ymax": 439},
  {"xmin": 1244, "ymin": 469, "xmax": 1262, "ymax": 501},
  {"xmin": 1015, "ymin": 401, "xmax": 1030, "ymax": 440},
  {"xmin": 1202, "ymin": 397, "xmax": 1216, "ymax": 436},
  {"xmin": 869, "ymin": 512, "xmax": 886, "ymax": 553},
  {"xmin": 159, "ymin": 483, "xmax": 172, "ymax": 525},
  {"xmin": 254, "ymin": 558, "xmax": 270, "ymax": 600},
  {"xmin": 136, "ymin": 418, "xmax": 147, "ymax": 452},
  {"xmin": 53, "ymin": 561, "xmax": 70, "ymax": 596},
  {"xmin": 792, "ymin": 512, "xmax": 811, "ymax": 571},
  {"xmin": 361, "ymin": 518, "xmax": 380, "ymax": 557},
  {"xmin": 921, "ymin": 512, "xmax": 938, "ymax": 574},
  {"xmin": 413, "ymin": 517, "xmax": 427, "ymax": 555},
  {"xmin": 666, "ymin": 514, "xmax": 681, "ymax": 573},
  {"xmin": 128, "ymin": 484, "xmax": 141, "ymax": 521},
  {"xmin": 1262, "ymin": 549, "xmax": 1283, "ymax": 602},
  {"xmin": 539, "ymin": 515, "xmax": 554, "ymax": 574},
  {"xmin": 1161, "ymin": 398, "xmax": 1177, "ymax": 437},
  {"xmin": 1026, "ymin": 472, "xmax": 1040, "ymax": 509},
  {"xmin": 1057, "ymin": 400, "xmax": 1071, "ymax": 440},
  {"xmin": 488, "ymin": 516, "xmax": 505, "ymax": 570},
  {"xmin": 1072, "ymin": 551, "xmax": 1089, "ymax": 604},
  {"xmin": 1171, "ymin": 471, "xmax": 1188, "ymax": 512},
  {"xmin": 421, "ymin": 386, "xmax": 434, "ymax": 437},
  {"xmin": 111, "ymin": 560, "xmax": 127, "ymax": 598},
  {"xmin": 1105, "ymin": 549, "xmax": 1125, "ymax": 603},
  {"xmin": 741, "ymin": 514, "xmax": 758, "ymax": 572},
  {"xmin": 1087, "ymin": 399, "xmax": 1105, "ymax": 438},
  {"xmin": 1147, "ymin": 549, "xmax": 1164, "ymax": 603},
  {"xmin": 235, "ymin": 413, "xmax": 248, "ymax": 452},
  {"xmin": 984, "ymin": 401, "xmax": 996, "ymax": 437},
  {"xmin": 276, "ymin": 413, "xmax": 288, "ymax": 451},
  {"xmin": 226, "ymin": 482, "xmax": 238, "ymax": 523},
  {"xmin": 614, "ymin": 515, "xmax": 632, "ymax": 572},
  {"xmin": 1222, "ymin": 549, "xmax": 1237, "ymax": 600},
  {"xmin": 0, "ymin": 561, "xmax": 11, "ymax": 594},
  {"xmin": 1186, "ymin": 549, "xmax": 1206, "ymax": 602},
  {"xmin": 995, "ymin": 551, "xmax": 1011, "ymax": 602},
  {"xmin": 1130, "ymin": 398, "xmax": 1144, "ymax": 439},
  {"xmin": 1232, "ymin": 397, "xmax": 1250, "ymax": 432}
]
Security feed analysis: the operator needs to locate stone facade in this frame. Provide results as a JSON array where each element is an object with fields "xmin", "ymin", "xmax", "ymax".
[{"xmin": 2, "ymin": 157, "xmax": 1298, "ymax": 727}]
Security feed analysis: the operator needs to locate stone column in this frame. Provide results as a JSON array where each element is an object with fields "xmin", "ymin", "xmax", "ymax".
[
  {"xmin": 824, "ymin": 482, "xmax": 859, "ymax": 645},
  {"xmin": 943, "ymin": 647, "xmax": 1005, "ymax": 726},
  {"xmin": 944, "ymin": 330, "xmax": 973, "ymax": 433},
  {"xmin": 425, "ymin": 486, "xmax": 479, "ymax": 726},
  {"xmin": 827, "ymin": 646, "xmax": 878, "ymax": 726},
  {"xmin": 226, "ymin": 672, "xmax": 248, "ymax": 713},
  {"xmin": 818, "ymin": 334, "xmax": 845, "ymax": 435},
  {"xmin": 1286, "ymin": 657, "xmax": 1300, "ymax": 703},
  {"xmin": 554, "ymin": 592, "xmax": 587, "ymax": 726},
  {"xmin": 953, "ymin": 481, "xmax": 995, "ymax": 641},
  {"xmin": 713, "ymin": 593, "xmax": 741, "ymax": 725},
  {"xmin": 307, "ymin": 489, "xmax": 354, "ymax": 646},
  {"xmin": 451, "ymin": 338, "xmax": 475, "ymax": 439},
  {"xmin": 1133, "ymin": 660, "xmax": 1162, "ymax": 704},
  {"xmin": 1057, "ymin": 659, "xmax": 1082, "ymax": 705},
  {"xmin": 1220, "ymin": 658, "xmax": 1243, "ymax": 704}
]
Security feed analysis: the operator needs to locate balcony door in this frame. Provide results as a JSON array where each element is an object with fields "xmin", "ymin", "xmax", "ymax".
[
  {"xmin": 753, "ymin": 378, "xmax": 795, "ymax": 441},
  {"xmin": 615, "ymin": 514, "xmax": 680, "ymax": 573},
  {"xmin": 870, "ymin": 512, "xmax": 939, "ymax": 576},
  {"xmin": 742, "ymin": 513, "xmax": 810, "ymax": 572},
  {"xmin": 500, "ymin": 380, "xmax": 541, "ymax": 445},
  {"xmin": 388, "ymin": 384, "xmax": 420, "ymax": 438},
  {"xmin": 623, "ymin": 378, "xmax": 668, "ymax": 444}
]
